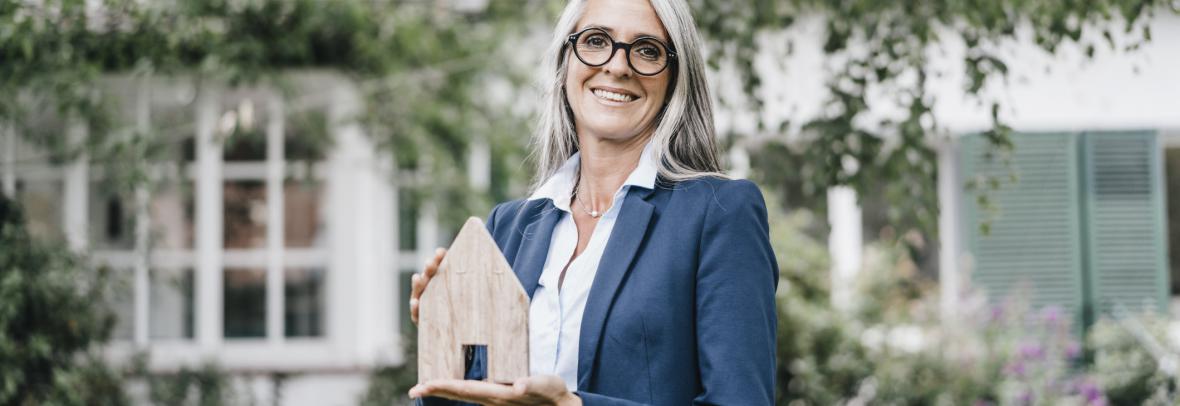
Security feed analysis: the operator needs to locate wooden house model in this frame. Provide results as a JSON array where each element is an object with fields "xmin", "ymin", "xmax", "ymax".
[{"xmin": 417, "ymin": 217, "xmax": 529, "ymax": 384}]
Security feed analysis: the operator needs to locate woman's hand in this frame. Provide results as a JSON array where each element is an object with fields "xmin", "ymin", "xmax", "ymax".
[
  {"xmin": 409, "ymin": 375, "xmax": 581, "ymax": 406},
  {"xmin": 409, "ymin": 247, "xmax": 447, "ymax": 325}
]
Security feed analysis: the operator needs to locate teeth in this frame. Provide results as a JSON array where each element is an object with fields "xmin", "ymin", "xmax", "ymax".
[{"xmin": 593, "ymin": 89, "xmax": 636, "ymax": 102}]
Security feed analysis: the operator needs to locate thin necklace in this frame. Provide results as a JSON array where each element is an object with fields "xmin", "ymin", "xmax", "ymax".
[{"xmin": 573, "ymin": 174, "xmax": 608, "ymax": 219}]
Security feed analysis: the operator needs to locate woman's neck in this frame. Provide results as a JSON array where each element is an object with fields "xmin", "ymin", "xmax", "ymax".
[{"xmin": 575, "ymin": 133, "xmax": 650, "ymax": 211}]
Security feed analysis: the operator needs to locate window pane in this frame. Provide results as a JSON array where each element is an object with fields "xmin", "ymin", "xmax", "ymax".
[
  {"xmin": 224, "ymin": 267, "xmax": 266, "ymax": 338},
  {"xmin": 284, "ymin": 180, "xmax": 325, "ymax": 248},
  {"xmin": 1167, "ymin": 147, "xmax": 1180, "ymax": 295},
  {"xmin": 106, "ymin": 267, "xmax": 135, "ymax": 341},
  {"xmin": 89, "ymin": 184, "xmax": 134, "ymax": 250},
  {"xmin": 222, "ymin": 96, "xmax": 268, "ymax": 162},
  {"xmin": 285, "ymin": 268, "xmax": 325, "ymax": 338},
  {"xmin": 398, "ymin": 269, "xmax": 415, "ymax": 336},
  {"xmin": 224, "ymin": 129, "xmax": 267, "ymax": 161},
  {"xmin": 224, "ymin": 180, "xmax": 266, "ymax": 249},
  {"xmin": 153, "ymin": 111, "xmax": 197, "ymax": 162},
  {"xmin": 15, "ymin": 179, "xmax": 63, "ymax": 242},
  {"xmin": 398, "ymin": 189, "xmax": 418, "ymax": 251},
  {"xmin": 150, "ymin": 267, "xmax": 194, "ymax": 340},
  {"xmin": 150, "ymin": 181, "xmax": 195, "ymax": 250},
  {"xmin": 286, "ymin": 110, "xmax": 330, "ymax": 162}
]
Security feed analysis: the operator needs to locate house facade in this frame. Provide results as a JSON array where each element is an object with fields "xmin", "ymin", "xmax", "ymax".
[
  {"xmin": 2, "ymin": 72, "xmax": 457, "ymax": 404},
  {"xmin": 931, "ymin": 16, "xmax": 1180, "ymax": 325},
  {"xmin": 3, "ymin": 11, "xmax": 1179, "ymax": 406},
  {"xmin": 714, "ymin": 12, "xmax": 1180, "ymax": 323}
]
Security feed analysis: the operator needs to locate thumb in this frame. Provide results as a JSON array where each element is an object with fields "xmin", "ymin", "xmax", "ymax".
[{"xmin": 512, "ymin": 377, "xmax": 532, "ymax": 396}]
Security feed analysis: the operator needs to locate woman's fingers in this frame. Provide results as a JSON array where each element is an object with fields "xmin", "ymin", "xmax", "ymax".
[
  {"xmin": 410, "ymin": 379, "xmax": 531, "ymax": 406},
  {"xmin": 407, "ymin": 376, "xmax": 575, "ymax": 406},
  {"xmin": 515, "ymin": 375, "xmax": 576, "ymax": 405},
  {"xmin": 412, "ymin": 250, "xmax": 444, "ymax": 300},
  {"xmin": 410, "ymin": 272, "xmax": 424, "ymax": 298},
  {"xmin": 409, "ymin": 272, "xmax": 425, "ymax": 324},
  {"xmin": 424, "ymin": 247, "xmax": 446, "ymax": 278},
  {"xmin": 409, "ymin": 248, "xmax": 447, "ymax": 325}
]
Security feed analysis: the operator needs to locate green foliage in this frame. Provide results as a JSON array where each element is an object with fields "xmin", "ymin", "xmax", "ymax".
[
  {"xmin": 350, "ymin": 0, "xmax": 556, "ymax": 229},
  {"xmin": 8, "ymin": 0, "xmax": 1173, "ymax": 237},
  {"xmin": 777, "ymin": 292, "xmax": 873, "ymax": 404},
  {"xmin": 694, "ymin": 0, "xmax": 1173, "ymax": 236},
  {"xmin": 766, "ymin": 193, "xmax": 830, "ymax": 301},
  {"xmin": 360, "ymin": 335, "xmax": 418, "ymax": 406},
  {"xmin": 763, "ymin": 196, "xmax": 867, "ymax": 403},
  {"xmin": 1088, "ymin": 315, "xmax": 1179, "ymax": 404},
  {"xmin": 779, "ymin": 286, "xmax": 1106, "ymax": 405},
  {"xmin": 0, "ymin": 196, "xmax": 128, "ymax": 405},
  {"xmin": 767, "ymin": 194, "xmax": 1116, "ymax": 404},
  {"xmin": 867, "ymin": 299, "xmax": 1090, "ymax": 405},
  {"xmin": 1, "ymin": 0, "xmax": 552, "ymax": 234},
  {"xmin": 853, "ymin": 236, "xmax": 934, "ymax": 324},
  {"xmin": 131, "ymin": 359, "xmax": 247, "ymax": 406}
]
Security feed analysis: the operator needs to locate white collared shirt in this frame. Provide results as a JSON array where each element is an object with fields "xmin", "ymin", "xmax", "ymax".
[{"xmin": 525, "ymin": 140, "xmax": 659, "ymax": 391}]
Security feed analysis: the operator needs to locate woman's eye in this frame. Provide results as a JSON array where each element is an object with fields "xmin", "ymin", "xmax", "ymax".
[
  {"xmin": 637, "ymin": 46, "xmax": 661, "ymax": 60},
  {"xmin": 586, "ymin": 36, "xmax": 608, "ymax": 48}
]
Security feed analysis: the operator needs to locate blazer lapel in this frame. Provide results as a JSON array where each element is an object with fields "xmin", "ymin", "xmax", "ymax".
[
  {"xmin": 512, "ymin": 200, "xmax": 563, "ymax": 300},
  {"xmin": 577, "ymin": 188, "xmax": 656, "ymax": 390}
]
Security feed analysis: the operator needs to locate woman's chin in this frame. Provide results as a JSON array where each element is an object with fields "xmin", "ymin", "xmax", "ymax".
[
  {"xmin": 579, "ymin": 113, "xmax": 652, "ymax": 141},
  {"xmin": 580, "ymin": 125, "xmax": 646, "ymax": 142}
]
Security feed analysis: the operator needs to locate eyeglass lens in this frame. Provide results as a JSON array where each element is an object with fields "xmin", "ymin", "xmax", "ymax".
[{"xmin": 574, "ymin": 30, "xmax": 668, "ymax": 75}]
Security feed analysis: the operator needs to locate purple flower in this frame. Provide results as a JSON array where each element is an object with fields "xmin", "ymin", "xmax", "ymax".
[
  {"xmin": 1018, "ymin": 342, "xmax": 1045, "ymax": 361},
  {"xmin": 1040, "ymin": 305, "xmax": 1064, "ymax": 326},
  {"xmin": 1004, "ymin": 360, "xmax": 1026, "ymax": 377},
  {"xmin": 1077, "ymin": 380, "xmax": 1105, "ymax": 405},
  {"xmin": 1017, "ymin": 389, "xmax": 1033, "ymax": 405},
  {"xmin": 1065, "ymin": 341, "xmax": 1082, "ymax": 359},
  {"xmin": 989, "ymin": 304, "xmax": 1005, "ymax": 323}
]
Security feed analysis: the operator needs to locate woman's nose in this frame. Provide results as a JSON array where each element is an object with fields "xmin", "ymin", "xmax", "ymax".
[{"xmin": 602, "ymin": 47, "xmax": 632, "ymax": 77}]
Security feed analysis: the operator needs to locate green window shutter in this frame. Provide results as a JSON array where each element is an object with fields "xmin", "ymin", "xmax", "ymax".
[
  {"xmin": 1081, "ymin": 131, "xmax": 1169, "ymax": 319},
  {"xmin": 960, "ymin": 133, "xmax": 1085, "ymax": 323}
]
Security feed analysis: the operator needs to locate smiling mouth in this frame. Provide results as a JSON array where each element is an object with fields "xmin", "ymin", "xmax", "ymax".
[{"xmin": 592, "ymin": 87, "xmax": 638, "ymax": 103}]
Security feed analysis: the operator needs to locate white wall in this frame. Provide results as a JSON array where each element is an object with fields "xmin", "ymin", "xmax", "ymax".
[
  {"xmin": 714, "ymin": 13, "xmax": 1180, "ymax": 138},
  {"xmin": 709, "ymin": 13, "xmax": 1180, "ymax": 314}
]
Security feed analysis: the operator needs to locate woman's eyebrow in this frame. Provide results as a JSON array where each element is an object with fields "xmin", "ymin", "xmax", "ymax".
[{"xmin": 583, "ymin": 24, "xmax": 666, "ymax": 42}]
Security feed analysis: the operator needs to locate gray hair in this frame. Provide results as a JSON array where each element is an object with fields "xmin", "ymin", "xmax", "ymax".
[{"xmin": 529, "ymin": 0, "xmax": 725, "ymax": 191}]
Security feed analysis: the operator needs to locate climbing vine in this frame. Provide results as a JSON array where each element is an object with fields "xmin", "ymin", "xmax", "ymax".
[
  {"xmin": 1, "ymin": 0, "xmax": 556, "ymax": 229},
  {"xmin": 694, "ymin": 0, "xmax": 1175, "ymax": 235},
  {"xmin": 3, "ymin": 0, "xmax": 1176, "ymax": 234}
]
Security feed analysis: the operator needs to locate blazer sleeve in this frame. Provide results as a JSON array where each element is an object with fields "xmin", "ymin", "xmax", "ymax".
[
  {"xmin": 485, "ymin": 202, "xmax": 502, "ymax": 235},
  {"xmin": 693, "ymin": 179, "xmax": 779, "ymax": 405}
]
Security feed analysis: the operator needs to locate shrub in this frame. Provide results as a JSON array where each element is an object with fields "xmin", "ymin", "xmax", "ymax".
[
  {"xmin": 361, "ymin": 335, "xmax": 418, "ymax": 406},
  {"xmin": 129, "ymin": 358, "xmax": 248, "ymax": 406},
  {"xmin": 1088, "ymin": 314, "xmax": 1179, "ymax": 405},
  {"xmin": 0, "ymin": 196, "xmax": 128, "ymax": 405}
]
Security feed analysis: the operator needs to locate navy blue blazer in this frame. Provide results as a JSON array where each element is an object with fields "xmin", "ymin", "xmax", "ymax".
[{"xmin": 422, "ymin": 177, "xmax": 778, "ymax": 405}]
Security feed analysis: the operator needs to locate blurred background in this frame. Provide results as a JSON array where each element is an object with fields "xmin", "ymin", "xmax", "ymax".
[{"xmin": 3, "ymin": 0, "xmax": 1180, "ymax": 404}]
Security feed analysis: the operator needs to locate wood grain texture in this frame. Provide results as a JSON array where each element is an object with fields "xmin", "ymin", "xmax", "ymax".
[{"xmin": 418, "ymin": 217, "xmax": 529, "ymax": 384}]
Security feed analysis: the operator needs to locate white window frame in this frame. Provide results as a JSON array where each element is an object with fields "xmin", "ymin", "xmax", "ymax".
[{"xmin": 6, "ymin": 74, "xmax": 405, "ymax": 371}]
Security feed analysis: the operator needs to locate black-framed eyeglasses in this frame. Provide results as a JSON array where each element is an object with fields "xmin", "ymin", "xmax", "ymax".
[{"xmin": 565, "ymin": 27, "xmax": 677, "ymax": 76}]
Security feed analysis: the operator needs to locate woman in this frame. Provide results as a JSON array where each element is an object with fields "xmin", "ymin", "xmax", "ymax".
[{"xmin": 409, "ymin": 0, "xmax": 778, "ymax": 404}]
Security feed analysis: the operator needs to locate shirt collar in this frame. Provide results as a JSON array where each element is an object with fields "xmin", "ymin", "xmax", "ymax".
[{"xmin": 528, "ymin": 139, "xmax": 659, "ymax": 212}]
